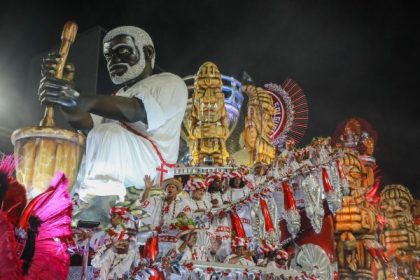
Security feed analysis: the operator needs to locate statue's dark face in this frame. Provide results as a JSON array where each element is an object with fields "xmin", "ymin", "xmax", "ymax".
[{"xmin": 103, "ymin": 35, "xmax": 143, "ymax": 85}]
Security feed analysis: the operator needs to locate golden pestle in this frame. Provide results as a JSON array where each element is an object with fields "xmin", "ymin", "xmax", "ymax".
[{"xmin": 11, "ymin": 21, "xmax": 85, "ymax": 197}]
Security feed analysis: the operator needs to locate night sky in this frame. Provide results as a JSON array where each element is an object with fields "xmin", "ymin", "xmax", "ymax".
[{"xmin": 0, "ymin": 1, "xmax": 419, "ymax": 197}]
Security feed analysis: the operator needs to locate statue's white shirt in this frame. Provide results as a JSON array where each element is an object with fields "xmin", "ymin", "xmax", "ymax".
[{"xmin": 78, "ymin": 73, "xmax": 187, "ymax": 201}]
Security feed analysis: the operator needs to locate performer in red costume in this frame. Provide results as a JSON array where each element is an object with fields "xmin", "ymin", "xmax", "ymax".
[{"xmin": 0, "ymin": 155, "xmax": 73, "ymax": 280}]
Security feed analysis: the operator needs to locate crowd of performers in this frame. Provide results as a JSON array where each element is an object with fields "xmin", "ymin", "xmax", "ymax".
[
  {"xmin": 70, "ymin": 137, "xmax": 344, "ymax": 279},
  {"xmin": 2, "ymin": 134, "xmax": 419, "ymax": 280}
]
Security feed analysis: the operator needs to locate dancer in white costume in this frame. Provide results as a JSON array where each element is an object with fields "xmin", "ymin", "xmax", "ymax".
[
  {"xmin": 206, "ymin": 172, "xmax": 226, "ymax": 208},
  {"xmin": 223, "ymin": 171, "xmax": 254, "ymax": 241},
  {"xmin": 39, "ymin": 26, "xmax": 188, "ymax": 202},
  {"xmin": 185, "ymin": 177, "xmax": 212, "ymax": 214},
  {"xmin": 176, "ymin": 230, "xmax": 208, "ymax": 261},
  {"xmin": 224, "ymin": 237, "xmax": 255, "ymax": 266},
  {"xmin": 139, "ymin": 177, "xmax": 191, "ymax": 228}
]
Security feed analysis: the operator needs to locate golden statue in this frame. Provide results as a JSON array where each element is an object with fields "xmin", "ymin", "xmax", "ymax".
[
  {"xmin": 334, "ymin": 151, "xmax": 385, "ymax": 280},
  {"xmin": 379, "ymin": 184, "xmax": 420, "ymax": 279},
  {"xmin": 242, "ymin": 85, "xmax": 276, "ymax": 165},
  {"xmin": 189, "ymin": 62, "xmax": 229, "ymax": 165}
]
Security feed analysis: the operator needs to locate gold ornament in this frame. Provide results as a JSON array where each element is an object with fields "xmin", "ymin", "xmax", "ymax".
[
  {"xmin": 242, "ymin": 85, "xmax": 276, "ymax": 165},
  {"xmin": 334, "ymin": 151, "xmax": 384, "ymax": 280},
  {"xmin": 188, "ymin": 62, "xmax": 229, "ymax": 165},
  {"xmin": 379, "ymin": 184, "xmax": 420, "ymax": 279}
]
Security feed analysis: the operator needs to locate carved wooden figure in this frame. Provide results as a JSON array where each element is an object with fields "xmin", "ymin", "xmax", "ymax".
[{"xmin": 189, "ymin": 62, "xmax": 229, "ymax": 165}]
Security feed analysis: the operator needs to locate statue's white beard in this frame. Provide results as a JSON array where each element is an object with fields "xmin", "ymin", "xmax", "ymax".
[{"xmin": 109, "ymin": 56, "xmax": 146, "ymax": 85}]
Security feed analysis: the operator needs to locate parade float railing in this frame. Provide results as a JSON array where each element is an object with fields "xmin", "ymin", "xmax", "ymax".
[
  {"xmin": 171, "ymin": 152, "xmax": 343, "ymax": 218},
  {"xmin": 183, "ymin": 260, "xmax": 307, "ymax": 279},
  {"xmin": 174, "ymin": 166, "xmax": 235, "ymax": 176}
]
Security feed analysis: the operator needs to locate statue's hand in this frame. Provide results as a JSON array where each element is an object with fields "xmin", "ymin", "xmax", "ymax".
[
  {"xmin": 335, "ymin": 205, "xmax": 363, "ymax": 232},
  {"xmin": 193, "ymin": 123, "xmax": 226, "ymax": 138},
  {"xmin": 383, "ymin": 229, "xmax": 410, "ymax": 251},
  {"xmin": 336, "ymin": 204, "xmax": 376, "ymax": 234},
  {"xmin": 39, "ymin": 51, "xmax": 79, "ymax": 108},
  {"xmin": 383, "ymin": 228, "xmax": 420, "ymax": 251},
  {"xmin": 38, "ymin": 75, "xmax": 80, "ymax": 108},
  {"xmin": 41, "ymin": 51, "xmax": 75, "ymax": 81}
]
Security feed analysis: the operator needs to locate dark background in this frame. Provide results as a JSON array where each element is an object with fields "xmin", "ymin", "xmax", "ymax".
[{"xmin": 0, "ymin": 0, "xmax": 418, "ymax": 197}]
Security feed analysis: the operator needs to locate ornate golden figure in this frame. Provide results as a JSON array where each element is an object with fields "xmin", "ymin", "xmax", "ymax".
[
  {"xmin": 345, "ymin": 119, "xmax": 377, "ymax": 188},
  {"xmin": 379, "ymin": 184, "xmax": 420, "ymax": 280},
  {"xmin": 189, "ymin": 62, "xmax": 229, "ymax": 165},
  {"xmin": 334, "ymin": 151, "xmax": 385, "ymax": 280},
  {"xmin": 242, "ymin": 85, "xmax": 276, "ymax": 165},
  {"xmin": 336, "ymin": 117, "xmax": 376, "ymax": 158}
]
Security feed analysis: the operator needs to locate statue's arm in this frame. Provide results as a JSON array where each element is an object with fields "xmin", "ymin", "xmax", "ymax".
[
  {"xmin": 59, "ymin": 106, "xmax": 93, "ymax": 130},
  {"xmin": 41, "ymin": 80, "xmax": 148, "ymax": 130},
  {"xmin": 77, "ymin": 95, "xmax": 148, "ymax": 124},
  {"xmin": 38, "ymin": 51, "xmax": 147, "ymax": 130}
]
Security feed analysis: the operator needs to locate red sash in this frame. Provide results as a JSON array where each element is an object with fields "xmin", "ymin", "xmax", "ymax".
[{"xmin": 120, "ymin": 122, "xmax": 176, "ymax": 185}]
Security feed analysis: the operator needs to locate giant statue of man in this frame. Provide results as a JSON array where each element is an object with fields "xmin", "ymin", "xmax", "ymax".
[{"xmin": 39, "ymin": 26, "xmax": 188, "ymax": 206}]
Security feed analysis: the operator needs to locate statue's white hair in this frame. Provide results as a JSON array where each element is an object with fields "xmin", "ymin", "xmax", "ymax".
[{"xmin": 103, "ymin": 26, "xmax": 155, "ymax": 68}]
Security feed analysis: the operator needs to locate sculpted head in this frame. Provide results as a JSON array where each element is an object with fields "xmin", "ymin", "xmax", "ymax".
[
  {"xmin": 193, "ymin": 62, "xmax": 225, "ymax": 123},
  {"xmin": 103, "ymin": 26, "xmax": 155, "ymax": 85},
  {"xmin": 380, "ymin": 184, "xmax": 413, "ymax": 219}
]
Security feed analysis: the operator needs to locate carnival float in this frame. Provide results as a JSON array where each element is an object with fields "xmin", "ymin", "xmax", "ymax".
[{"xmin": 0, "ymin": 21, "xmax": 418, "ymax": 280}]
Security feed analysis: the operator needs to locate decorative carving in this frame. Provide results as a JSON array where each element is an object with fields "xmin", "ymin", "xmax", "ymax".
[
  {"xmin": 189, "ymin": 62, "xmax": 229, "ymax": 166},
  {"xmin": 302, "ymin": 174, "xmax": 325, "ymax": 234},
  {"xmin": 334, "ymin": 151, "xmax": 384, "ymax": 280},
  {"xmin": 379, "ymin": 184, "xmax": 420, "ymax": 279},
  {"xmin": 242, "ymin": 85, "xmax": 276, "ymax": 165},
  {"xmin": 333, "ymin": 117, "xmax": 377, "ymax": 159}
]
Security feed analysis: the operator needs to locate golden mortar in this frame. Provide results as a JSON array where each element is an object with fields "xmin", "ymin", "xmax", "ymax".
[{"xmin": 11, "ymin": 126, "xmax": 85, "ymax": 195}]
